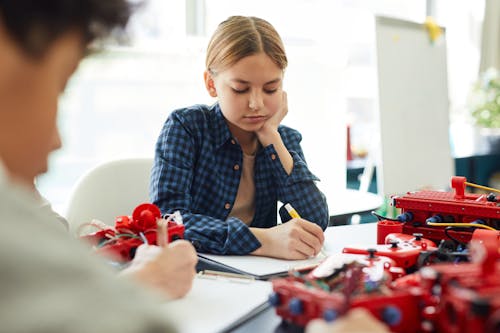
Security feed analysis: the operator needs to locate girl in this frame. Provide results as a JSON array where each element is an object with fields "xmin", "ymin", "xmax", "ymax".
[{"xmin": 150, "ymin": 16, "xmax": 329, "ymax": 259}]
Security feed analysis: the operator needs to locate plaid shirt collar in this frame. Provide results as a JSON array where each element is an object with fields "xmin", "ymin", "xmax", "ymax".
[{"xmin": 211, "ymin": 103, "xmax": 235, "ymax": 151}]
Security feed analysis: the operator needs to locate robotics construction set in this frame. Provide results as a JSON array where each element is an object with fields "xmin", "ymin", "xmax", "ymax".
[
  {"xmin": 270, "ymin": 177, "xmax": 500, "ymax": 333},
  {"xmin": 79, "ymin": 203, "xmax": 185, "ymax": 262}
]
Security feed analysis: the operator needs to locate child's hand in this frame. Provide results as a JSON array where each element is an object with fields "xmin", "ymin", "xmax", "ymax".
[
  {"xmin": 250, "ymin": 216, "xmax": 324, "ymax": 259},
  {"xmin": 255, "ymin": 91, "xmax": 288, "ymax": 143},
  {"xmin": 305, "ymin": 308, "xmax": 391, "ymax": 333},
  {"xmin": 121, "ymin": 240, "xmax": 198, "ymax": 300}
]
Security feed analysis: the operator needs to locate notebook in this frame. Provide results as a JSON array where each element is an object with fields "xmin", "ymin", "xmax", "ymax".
[
  {"xmin": 160, "ymin": 273, "xmax": 273, "ymax": 333},
  {"xmin": 197, "ymin": 252, "xmax": 327, "ymax": 280}
]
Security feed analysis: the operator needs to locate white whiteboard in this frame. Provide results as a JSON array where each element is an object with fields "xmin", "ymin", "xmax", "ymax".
[{"xmin": 375, "ymin": 16, "xmax": 454, "ymax": 196}]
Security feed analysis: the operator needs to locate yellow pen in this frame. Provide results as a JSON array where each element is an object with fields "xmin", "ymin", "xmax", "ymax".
[{"xmin": 284, "ymin": 203, "xmax": 301, "ymax": 219}]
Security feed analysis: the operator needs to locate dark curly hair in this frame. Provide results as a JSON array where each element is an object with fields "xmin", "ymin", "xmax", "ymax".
[{"xmin": 0, "ymin": 0, "xmax": 135, "ymax": 57}]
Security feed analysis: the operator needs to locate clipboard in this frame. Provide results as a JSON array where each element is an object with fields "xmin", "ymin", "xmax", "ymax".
[
  {"xmin": 160, "ymin": 273, "xmax": 273, "ymax": 333},
  {"xmin": 197, "ymin": 253, "xmax": 327, "ymax": 280}
]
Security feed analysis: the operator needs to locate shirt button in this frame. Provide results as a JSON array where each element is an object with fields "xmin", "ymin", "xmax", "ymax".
[
  {"xmin": 224, "ymin": 203, "xmax": 231, "ymax": 210},
  {"xmin": 271, "ymin": 154, "xmax": 276, "ymax": 160},
  {"xmin": 231, "ymin": 139, "xmax": 236, "ymax": 144},
  {"xmin": 233, "ymin": 164, "xmax": 240, "ymax": 171}
]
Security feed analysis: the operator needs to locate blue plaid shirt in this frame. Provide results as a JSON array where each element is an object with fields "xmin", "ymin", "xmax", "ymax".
[{"xmin": 150, "ymin": 103, "xmax": 329, "ymax": 254}]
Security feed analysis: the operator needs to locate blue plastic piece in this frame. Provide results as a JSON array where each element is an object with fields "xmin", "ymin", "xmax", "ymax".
[
  {"xmin": 323, "ymin": 309, "xmax": 338, "ymax": 322},
  {"xmin": 397, "ymin": 211, "xmax": 413, "ymax": 222},
  {"xmin": 365, "ymin": 279, "xmax": 378, "ymax": 292},
  {"xmin": 426, "ymin": 215, "xmax": 443, "ymax": 223},
  {"xmin": 382, "ymin": 306, "xmax": 402, "ymax": 326},
  {"xmin": 289, "ymin": 298, "xmax": 303, "ymax": 315},
  {"xmin": 268, "ymin": 292, "xmax": 281, "ymax": 307}
]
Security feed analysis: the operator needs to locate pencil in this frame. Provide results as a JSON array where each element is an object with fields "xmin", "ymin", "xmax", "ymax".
[
  {"xmin": 199, "ymin": 270, "xmax": 255, "ymax": 281},
  {"xmin": 156, "ymin": 218, "xmax": 169, "ymax": 247}
]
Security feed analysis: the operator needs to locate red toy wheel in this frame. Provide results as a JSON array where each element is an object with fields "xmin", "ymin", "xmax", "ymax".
[{"xmin": 132, "ymin": 203, "xmax": 162, "ymax": 230}]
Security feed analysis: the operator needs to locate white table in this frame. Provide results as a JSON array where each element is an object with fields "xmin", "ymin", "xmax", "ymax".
[
  {"xmin": 326, "ymin": 189, "xmax": 384, "ymax": 225},
  {"xmin": 323, "ymin": 222, "xmax": 378, "ymax": 254}
]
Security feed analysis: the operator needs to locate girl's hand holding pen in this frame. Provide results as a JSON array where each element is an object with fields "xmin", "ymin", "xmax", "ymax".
[{"xmin": 250, "ymin": 218, "xmax": 324, "ymax": 260}]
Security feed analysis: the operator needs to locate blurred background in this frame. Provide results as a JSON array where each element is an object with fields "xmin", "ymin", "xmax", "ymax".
[{"xmin": 36, "ymin": 0, "xmax": 498, "ymax": 216}]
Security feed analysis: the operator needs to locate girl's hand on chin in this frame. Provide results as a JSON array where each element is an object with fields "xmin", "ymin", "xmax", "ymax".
[{"xmin": 256, "ymin": 91, "xmax": 288, "ymax": 140}]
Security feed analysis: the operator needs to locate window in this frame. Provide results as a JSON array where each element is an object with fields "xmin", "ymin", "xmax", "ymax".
[{"xmin": 37, "ymin": 0, "xmax": 484, "ymax": 215}]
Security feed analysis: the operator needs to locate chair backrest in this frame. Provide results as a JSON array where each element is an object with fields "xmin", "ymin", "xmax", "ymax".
[{"xmin": 65, "ymin": 158, "xmax": 153, "ymax": 233}]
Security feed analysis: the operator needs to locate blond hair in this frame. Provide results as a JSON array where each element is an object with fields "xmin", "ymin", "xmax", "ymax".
[{"xmin": 206, "ymin": 16, "xmax": 288, "ymax": 74}]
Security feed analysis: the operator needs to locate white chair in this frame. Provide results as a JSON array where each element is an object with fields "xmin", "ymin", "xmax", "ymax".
[{"xmin": 65, "ymin": 158, "xmax": 154, "ymax": 233}]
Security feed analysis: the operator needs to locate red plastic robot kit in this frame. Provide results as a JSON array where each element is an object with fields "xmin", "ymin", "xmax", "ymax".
[
  {"xmin": 79, "ymin": 203, "xmax": 184, "ymax": 262},
  {"xmin": 343, "ymin": 233, "xmax": 438, "ymax": 270},
  {"xmin": 269, "ymin": 252, "xmax": 422, "ymax": 332},
  {"xmin": 269, "ymin": 177, "xmax": 500, "ymax": 332},
  {"xmin": 378, "ymin": 176, "xmax": 499, "ymax": 245}
]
